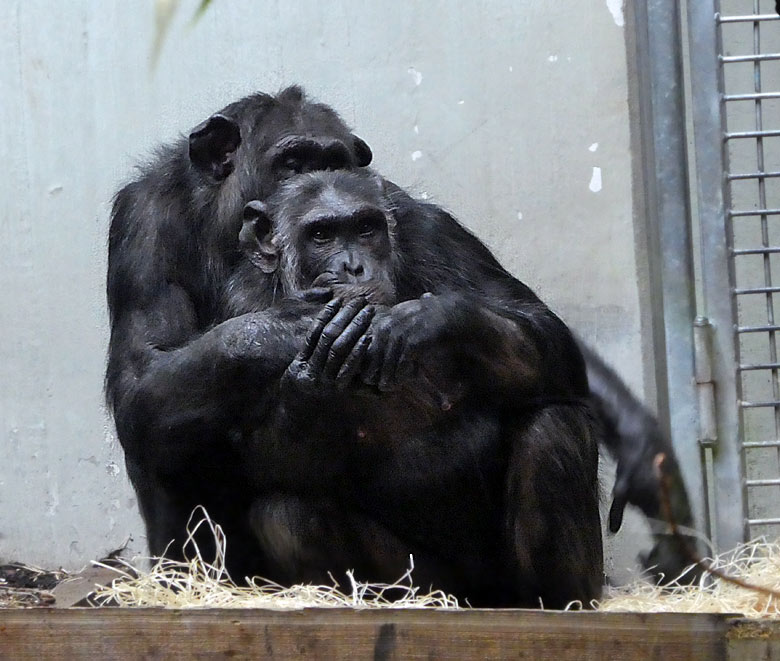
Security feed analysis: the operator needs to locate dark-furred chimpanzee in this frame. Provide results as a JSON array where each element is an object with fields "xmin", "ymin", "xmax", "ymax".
[
  {"xmin": 223, "ymin": 168, "xmax": 602, "ymax": 607},
  {"xmin": 106, "ymin": 86, "xmax": 692, "ymax": 602},
  {"xmin": 107, "ymin": 87, "xmax": 372, "ymax": 575}
]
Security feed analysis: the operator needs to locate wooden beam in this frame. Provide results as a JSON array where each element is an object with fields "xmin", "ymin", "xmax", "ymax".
[{"xmin": 0, "ymin": 609, "xmax": 736, "ymax": 659}]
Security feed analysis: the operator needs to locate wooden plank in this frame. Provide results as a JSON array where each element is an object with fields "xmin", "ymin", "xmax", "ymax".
[
  {"xmin": 0, "ymin": 609, "xmax": 729, "ymax": 660},
  {"xmin": 727, "ymin": 620, "xmax": 780, "ymax": 661}
]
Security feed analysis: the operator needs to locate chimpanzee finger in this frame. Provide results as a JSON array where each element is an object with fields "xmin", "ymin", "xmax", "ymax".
[
  {"xmin": 335, "ymin": 335, "xmax": 372, "ymax": 390},
  {"xmin": 322, "ymin": 305, "xmax": 375, "ymax": 380},
  {"xmin": 378, "ymin": 333, "xmax": 405, "ymax": 392},
  {"xmin": 299, "ymin": 287, "xmax": 333, "ymax": 304},
  {"xmin": 308, "ymin": 298, "xmax": 368, "ymax": 376},
  {"xmin": 362, "ymin": 318, "xmax": 391, "ymax": 386},
  {"xmin": 300, "ymin": 298, "xmax": 342, "ymax": 362},
  {"xmin": 311, "ymin": 271, "xmax": 339, "ymax": 288}
]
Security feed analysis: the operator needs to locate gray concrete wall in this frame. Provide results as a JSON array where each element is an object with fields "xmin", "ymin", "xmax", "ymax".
[{"xmin": 0, "ymin": 0, "xmax": 653, "ymax": 582}]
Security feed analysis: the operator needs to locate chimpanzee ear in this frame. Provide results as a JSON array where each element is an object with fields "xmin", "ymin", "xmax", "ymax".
[
  {"xmin": 352, "ymin": 135, "xmax": 372, "ymax": 167},
  {"xmin": 239, "ymin": 201, "xmax": 278, "ymax": 274},
  {"xmin": 189, "ymin": 114, "xmax": 242, "ymax": 181}
]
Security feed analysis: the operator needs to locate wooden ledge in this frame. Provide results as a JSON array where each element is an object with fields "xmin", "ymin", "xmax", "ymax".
[{"xmin": 0, "ymin": 608, "xmax": 777, "ymax": 659}]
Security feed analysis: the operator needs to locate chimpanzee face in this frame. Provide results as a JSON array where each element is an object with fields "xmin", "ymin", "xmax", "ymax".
[
  {"xmin": 292, "ymin": 195, "xmax": 392, "ymax": 288},
  {"xmin": 187, "ymin": 87, "xmax": 372, "ymax": 191},
  {"xmin": 238, "ymin": 171, "xmax": 397, "ymax": 302}
]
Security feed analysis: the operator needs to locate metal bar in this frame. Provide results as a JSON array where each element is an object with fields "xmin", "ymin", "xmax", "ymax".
[
  {"xmin": 687, "ymin": 0, "xmax": 746, "ymax": 549},
  {"xmin": 734, "ymin": 286, "xmax": 780, "ymax": 294},
  {"xmin": 730, "ymin": 208, "xmax": 780, "ymax": 216},
  {"xmin": 726, "ymin": 129, "xmax": 780, "ymax": 139},
  {"xmin": 749, "ymin": 1, "xmax": 780, "ymax": 522},
  {"xmin": 718, "ymin": 14, "xmax": 780, "ymax": 23},
  {"xmin": 737, "ymin": 325, "xmax": 780, "ymax": 333},
  {"xmin": 695, "ymin": 318, "xmax": 718, "ymax": 445},
  {"xmin": 748, "ymin": 517, "xmax": 780, "ymax": 524},
  {"xmin": 746, "ymin": 478, "xmax": 780, "ymax": 486},
  {"xmin": 728, "ymin": 171, "xmax": 780, "ymax": 180},
  {"xmin": 741, "ymin": 401, "xmax": 780, "ymax": 409},
  {"xmin": 721, "ymin": 53, "xmax": 780, "ymax": 64},
  {"xmin": 739, "ymin": 362, "xmax": 780, "ymax": 371},
  {"xmin": 634, "ymin": 0, "xmax": 706, "ymax": 538},
  {"xmin": 732, "ymin": 247, "xmax": 780, "ymax": 255},
  {"xmin": 742, "ymin": 440, "xmax": 780, "ymax": 447},
  {"xmin": 724, "ymin": 92, "xmax": 780, "ymax": 101}
]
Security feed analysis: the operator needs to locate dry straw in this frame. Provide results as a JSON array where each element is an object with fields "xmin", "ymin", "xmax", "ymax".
[
  {"xmin": 596, "ymin": 538, "xmax": 780, "ymax": 618},
  {"xmin": 91, "ymin": 507, "xmax": 459, "ymax": 610},
  {"xmin": 91, "ymin": 508, "xmax": 779, "ymax": 617}
]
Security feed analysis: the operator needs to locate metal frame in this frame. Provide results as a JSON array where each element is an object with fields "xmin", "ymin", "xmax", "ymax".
[
  {"xmin": 687, "ymin": 0, "xmax": 780, "ymax": 548},
  {"xmin": 685, "ymin": 0, "xmax": 749, "ymax": 551},
  {"xmin": 631, "ymin": 0, "xmax": 708, "ymax": 537}
]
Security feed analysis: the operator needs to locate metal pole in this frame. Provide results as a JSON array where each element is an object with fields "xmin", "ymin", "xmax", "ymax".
[
  {"xmin": 685, "ymin": 0, "xmax": 748, "ymax": 549},
  {"xmin": 630, "ymin": 0, "xmax": 707, "ymax": 536}
]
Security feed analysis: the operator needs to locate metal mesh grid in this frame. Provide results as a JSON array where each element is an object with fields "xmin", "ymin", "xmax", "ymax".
[{"xmin": 719, "ymin": 0, "xmax": 780, "ymax": 538}]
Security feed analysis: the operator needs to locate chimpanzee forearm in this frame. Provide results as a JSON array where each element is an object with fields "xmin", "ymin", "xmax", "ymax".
[
  {"xmin": 362, "ymin": 291, "xmax": 588, "ymax": 403},
  {"xmin": 109, "ymin": 310, "xmax": 311, "ymax": 464},
  {"xmin": 456, "ymin": 299, "xmax": 588, "ymax": 403}
]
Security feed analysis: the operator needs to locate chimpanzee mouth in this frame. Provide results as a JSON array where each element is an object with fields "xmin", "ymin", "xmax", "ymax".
[{"xmin": 310, "ymin": 272, "xmax": 396, "ymax": 306}]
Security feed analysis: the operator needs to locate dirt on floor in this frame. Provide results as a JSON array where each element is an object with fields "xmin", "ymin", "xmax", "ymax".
[{"xmin": 0, "ymin": 563, "xmax": 64, "ymax": 608}]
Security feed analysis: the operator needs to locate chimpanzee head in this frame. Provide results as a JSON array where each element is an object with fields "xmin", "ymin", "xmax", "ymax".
[
  {"xmin": 238, "ymin": 170, "xmax": 398, "ymax": 305},
  {"xmin": 187, "ymin": 86, "xmax": 372, "ymax": 197}
]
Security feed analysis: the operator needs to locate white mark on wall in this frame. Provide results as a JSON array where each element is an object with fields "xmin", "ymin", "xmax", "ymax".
[
  {"xmin": 517, "ymin": 212, "xmax": 524, "ymax": 221},
  {"xmin": 508, "ymin": 65, "xmax": 514, "ymax": 72},
  {"xmin": 606, "ymin": 0, "xmax": 625, "ymax": 27},
  {"xmin": 420, "ymin": 192, "xmax": 430, "ymax": 200},
  {"xmin": 589, "ymin": 167, "xmax": 603, "ymax": 193},
  {"xmin": 589, "ymin": 142, "xmax": 599, "ymax": 152},
  {"xmin": 413, "ymin": 124, "xmax": 419, "ymax": 135},
  {"xmin": 548, "ymin": 55, "xmax": 558, "ymax": 63},
  {"xmin": 106, "ymin": 461, "xmax": 120, "ymax": 477},
  {"xmin": 408, "ymin": 67, "xmax": 423, "ymax": 86},
  {"xmin": 411, "ymin": 150, "xmax": 423, "ymax": 162},
  {"xmin": 458, "ymin": 100, "xmax": 465, "ymax": 105}
]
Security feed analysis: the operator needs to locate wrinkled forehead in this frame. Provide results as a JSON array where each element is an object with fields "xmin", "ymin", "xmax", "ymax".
[
  {"xmin": 260, "ymin": 99, "xmax": 352, "ymax": 143},
  {"xmin": 271, "ymin": 171, "xmax": 383, "ymax": 213}
]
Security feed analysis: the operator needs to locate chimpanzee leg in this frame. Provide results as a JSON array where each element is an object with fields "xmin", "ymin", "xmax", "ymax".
[
  {"xmin": 248, "ymin": 495, "xmax": 417, "ymax": 586},
  {"xmin": 504, "ymin": 405, "xmax": 603, "ymax": 609}
]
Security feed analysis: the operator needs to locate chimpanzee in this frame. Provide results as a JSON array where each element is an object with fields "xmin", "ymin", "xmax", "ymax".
[
  {"xmin": 106, "ymin": 86, "xmax": 692, "ymax": 601},
  {"xmin": 221, "ymin": 169, "xmax": 602, "ymax": 607},
  {"xmin": 107, "ymin": 86, "xmax": 372, "ymax": 574}
]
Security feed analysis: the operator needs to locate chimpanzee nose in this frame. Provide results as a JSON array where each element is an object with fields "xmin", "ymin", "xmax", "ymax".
[{"xmin": 342, "ymin": 260, "xmax": 365, "ymax": 281}]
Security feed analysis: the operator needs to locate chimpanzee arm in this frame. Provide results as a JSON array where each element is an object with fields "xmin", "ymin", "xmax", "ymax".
[
  {"xmin": 108, "ymin": 303, "xmax": 306, "ymax": 448},
  {"xmin": 106, "ymin": 182, "xmax": 310, "ymax": 469},
  {"xmin": 378, "ymin": 192, "xmax": 590, "ymax": 401},
  {"xmin": 362, "ymin": 290, "xmax": 584, "ymax": 403}
]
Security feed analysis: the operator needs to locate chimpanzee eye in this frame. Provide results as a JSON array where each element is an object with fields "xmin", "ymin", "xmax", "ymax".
[
  {"xmin": 283, "ymin": 156, "xmax": 302, "ymax": 173},
  {"xmin": 311, "ymin": 226, "xmax": 334, "ymax": 243},
  {"xmin": 358, "ymin": 221, "xmax": 375, "ymax": 237}
]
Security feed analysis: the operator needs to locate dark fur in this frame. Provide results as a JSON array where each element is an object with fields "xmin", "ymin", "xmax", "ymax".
[
  {"xmin": 226, "ymin": 168, "xmax": 604, "ymax": 607},
  {"xmin": 106, "ymin": 86, "xmax": 689, "ymax": 605}
]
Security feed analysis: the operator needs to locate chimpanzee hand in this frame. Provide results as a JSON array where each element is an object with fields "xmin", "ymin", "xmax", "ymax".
[
  {"xmin": 282, "ymin": 298, "xmax": 375, "ymax": 393},
  {"xmin": 362, "ymin": 292, "xmax": 459, "ymax": 392},
  {"xmin": 294, "ymin": 287, "xmax": 334, "ymax": 304}
]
